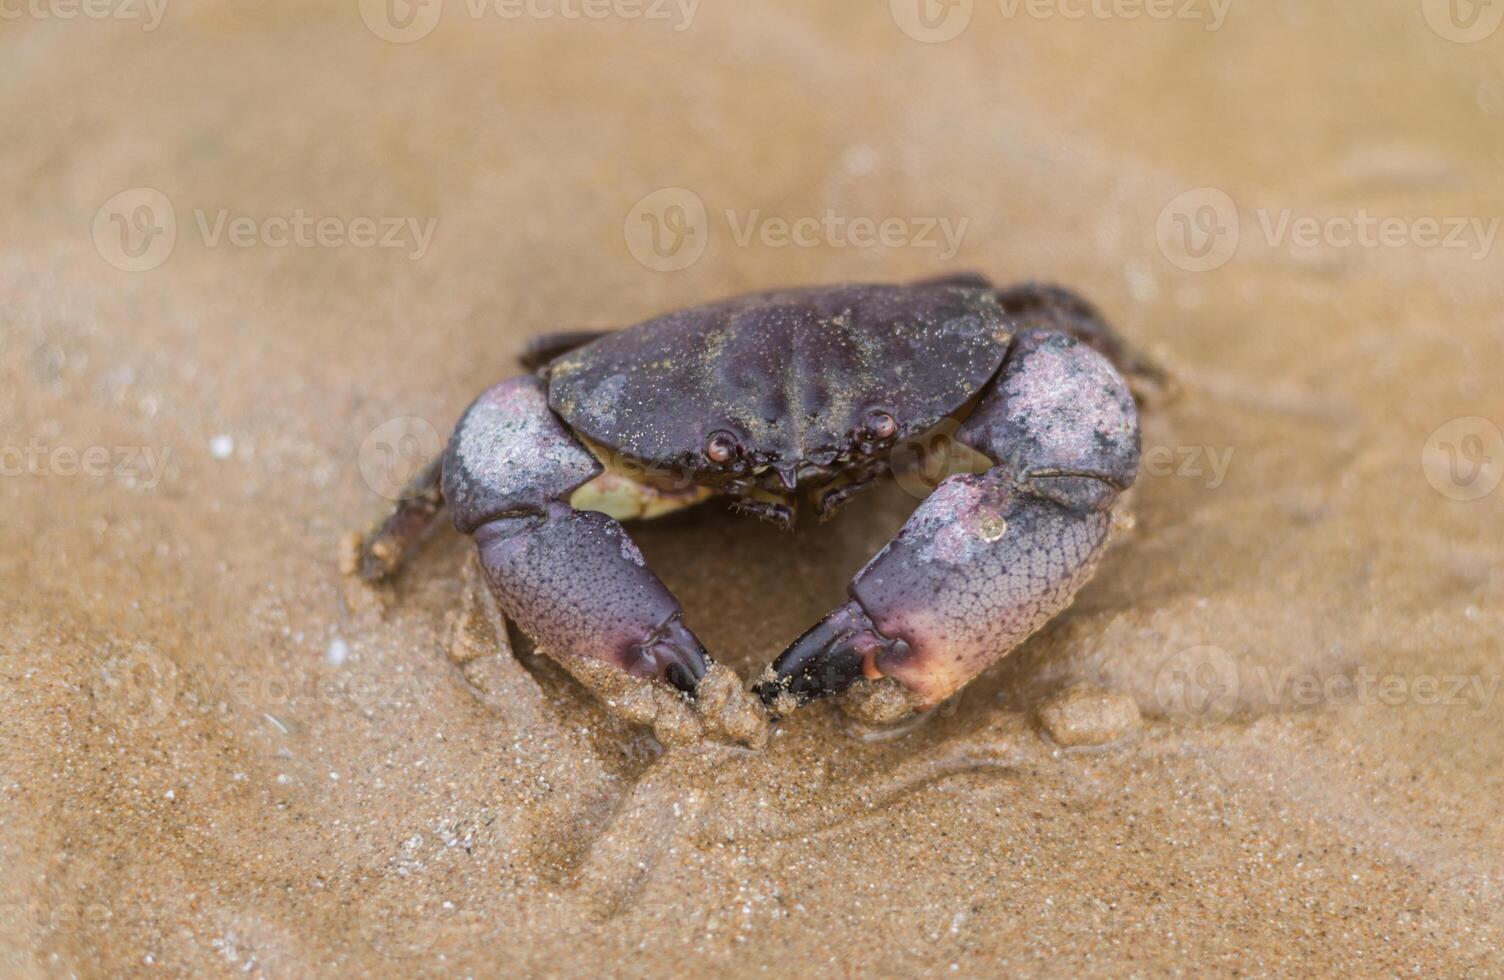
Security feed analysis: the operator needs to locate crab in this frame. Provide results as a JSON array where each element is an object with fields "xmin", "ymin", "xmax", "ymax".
[{"xmin": 349, "ymin": 274, "xmax": 1157, "ymax": 743}]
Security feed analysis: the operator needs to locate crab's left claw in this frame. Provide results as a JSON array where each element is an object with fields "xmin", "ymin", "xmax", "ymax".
[{"xmin": 759, "ymin": 331, "xmax": 1140, "ymax": 718}]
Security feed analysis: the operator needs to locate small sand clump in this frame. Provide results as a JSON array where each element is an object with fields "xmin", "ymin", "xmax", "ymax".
[
  {"xmin": 695, "ymin": 663, "xmax": 769, "ymax": 749},
  {"xmin": 1036, "ymin": 685, "xmax": 1141, "ymax": 747},
  {"xmin": 839, "ymin": 676, "xmax": 923, "ymax": 726},
  {"xmin": 566, "ymin": 656, "xmax": 768, "ymax": 749}
]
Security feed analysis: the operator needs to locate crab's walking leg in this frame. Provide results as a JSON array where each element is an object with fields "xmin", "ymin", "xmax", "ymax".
[
  {"xmin": 344, "ymin": 455, "xmax": 448, "ymax": 582},
  {"xmin": 915, "ymin": 273, "xmax": 1167, "ymax": 397},
  {"xmin": 757, "ymin": 331, "xmax": 1140, "ymax": 714},
  {"xmin": 444, "ymin": 376, "xmax": 710, "ymax": 694},
  {"xmin": 992, "ymin": 280, "xmax": 1171, "ymax": 398},
  {"xmin": 518, "ymin": 329, "xmax": 613, "ymax": 371}
]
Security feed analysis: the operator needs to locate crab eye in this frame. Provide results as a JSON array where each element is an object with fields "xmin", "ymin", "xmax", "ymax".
[
  {"xmin": 866, "ymin": 411, "xmax": 897, "ymax": 440},
  {"xmin": 704, "ymin": 431, "xmax": 739, "ymax": 464}
]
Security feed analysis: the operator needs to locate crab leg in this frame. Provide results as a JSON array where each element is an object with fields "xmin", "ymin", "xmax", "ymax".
[
  {"xmin": 345, "ymin": 454, "xmax": 447, "ymax": 582},
  {"xmin": 917, "ymin": 273, "xmax": 1168, "ymax": 398},
  {"xmin": 444, "ymin": 376, "xmax": 711, "ymax": 693},
  {"xmin": 993, "ymin": 280, "xmax": 1171, "ymax": 398},
  {"xmin": 757, "ymin": 331, "xmax": 1140, "ymax": 715}
]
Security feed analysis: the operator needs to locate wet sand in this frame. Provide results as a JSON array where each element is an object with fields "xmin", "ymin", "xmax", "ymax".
[{"xmin": 3, "ymin": 1, "xmax": 1503, "ymax": 975}]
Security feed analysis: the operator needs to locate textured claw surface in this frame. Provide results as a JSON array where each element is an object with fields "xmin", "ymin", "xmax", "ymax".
[
  {"xmin": 851, "ymin": 474, "xmax": 1112, "ymax": 708},
  {"xmin": 474, "ymin": 507, "xmax": 704, "ymax": 686}
]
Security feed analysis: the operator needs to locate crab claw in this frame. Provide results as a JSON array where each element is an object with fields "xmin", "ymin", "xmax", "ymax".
[
  {"xmin": 629, "ymin": 616, "xmax": 710, "ymax": 694},
  {"xmin": 448, "ymin": 376, "xmax": 716, "ymax": 703},
  {"xmin": 761, "ymin": 475, "xmax": 1118, "ymax": 717},
  {"xmin": 761, "ymin": 329, "xmax": 1139, "ymax": 721},
  {"xmin": 754, "ymin": 601, "xmax": 903, "ymax": 711}
]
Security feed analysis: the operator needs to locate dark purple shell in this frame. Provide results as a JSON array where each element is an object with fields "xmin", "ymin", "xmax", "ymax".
[{"xmin": 543, "ymin": 283, "xmax": 1013, "ymax": 470}]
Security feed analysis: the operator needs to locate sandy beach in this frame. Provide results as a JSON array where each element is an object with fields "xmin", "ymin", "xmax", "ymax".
[{"xmin": 2, "ymin": 1, "xmax": 1502, "ymax": 975}]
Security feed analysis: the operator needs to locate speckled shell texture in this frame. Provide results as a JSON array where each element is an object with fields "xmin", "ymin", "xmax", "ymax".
[{"xmin": 545, "ymin": 283, "xmax": 1013, "ymax": 471}]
